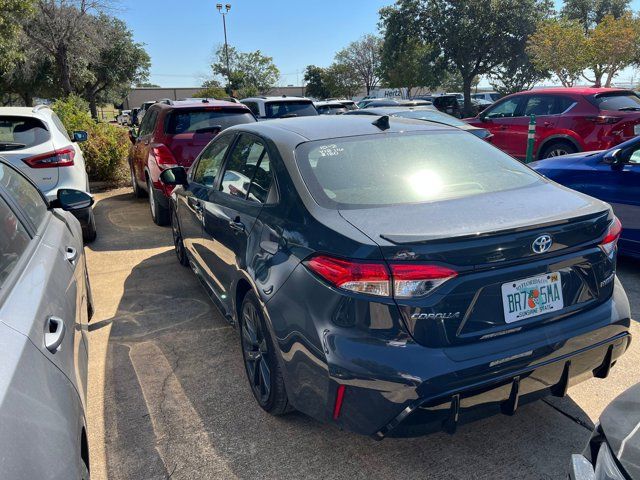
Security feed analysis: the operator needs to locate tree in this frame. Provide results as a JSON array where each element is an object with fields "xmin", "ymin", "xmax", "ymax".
[
  {"xmin": 562, "ymin": 0, "xmax": 630, "ymax": 31},
  {"xmin": 194, "ymin": 79, "xmax": 226, "ymax": 99},
  {"xmin": 421, "ymin": 0, "xmax": 551, "ymax": 115},
  {"xmin": 0, "ymin": 0, "xmax": 34, "ymax": 71},
  {"xmin": 379, "ymin": 0, "xmax": 443, "ymax": 97},
  {"xmin": 489, "ymin": 50, "xmax": 548, "ymax": 95},
  {"xmin": 527, "ymin": 18, "xmax": 589, "ymax": 87},
  {"xmin": 82, "ymin": 15, "xmax": 150, "ymax": 118},
  {"xmin": 335, "ymin": 34, "xmax": 382, "ymax": 95},
  {"xmin": 136, "ymin": 82, "xmax": 160, "ymax": 88},
  {"xmin": 22, "ymin": 0, "xmax": 111, "ymax": 95},
  {"xmin": 303, "ymin": 65, "xmax": 329, "ymax": 99},
  {"xmin": 324, "ymin": 63, "xmax": 361, "ymax": 98},
  {"xmin": 211, "ymin": 45, "xmax": 280, "ymax": 97}
]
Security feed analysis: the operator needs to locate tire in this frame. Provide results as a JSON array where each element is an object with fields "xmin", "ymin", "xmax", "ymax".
[
  {"xmin": 131, "ymin": 166, "xmax": 145, "ymax": 198},
  {"xmin": 171, "ymin": 207, "xmax": 189, "ymax": 267},
  {"xmin": 539, "ymin": 140, "xmax": 577, "ymax": 159},
  {"xmin": 148, "ymin": 179, "xmax": 170, "ymax": 226},
  {"xmin": 82, "ymin": 208, "xmax": 97, "ymax": 243},
  {"xmin": 240, "ymin": 291, "xmax": 292, "ymax": 415}
]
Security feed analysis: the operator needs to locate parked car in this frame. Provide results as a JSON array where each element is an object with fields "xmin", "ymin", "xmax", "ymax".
[
  {"xmin": 358, "ymin": 98, "xmax": 402, "ymax": 108},
  {"xmin": 128, "ymin": 99, "xmax": 256, "ymax": 226},
  {"xmin": 240, "ymin": 96, "xmax": 318, "ymax": 119},
  {"xmin": 331, "ymin": 99, "xmax": 358, "ymax": 110},
  {"xmin": 0, "ymin": 105, "xmax": 96, "ymax": 242},
  {"xmin": 472, "ymin": 91, "xmax": 501, "ymax": 103},
  {"xmin": 357, "ymin": 97, "xmax": 391, "ymax": 108},
  {"xmin": 345, "ymin": 106, "xmax": 491, "ymax": 139},
  {"xmin": 414, "ymin": 94, "xmax": 463, "ymax": 118},
  {"xmin": 531, "ymin": 135, "xmax": 640, "ymax": 258},
  {"xmin": 135, "ymin": 100, "xmax": 156, "ymax": 125},
  {"xmin": 162, "ymin": 115, "xmax": 630, "ymax": 438},
  {"xmin": 314, "ymin": 101, "xmax": 348, "ymax": 115},
  {"xmin": 570, "ymin": 383, "xmax": 640, "ymax": 480},
  {"xmin": 116, "ymin": 109, "xmax": 131, "ymax": 126},
  {"xmin": 0, "ymin": 159, "xmax": 92, "ymax": 479},
  {"xmin": 467, "ymin": 87, "xmax": 640, "ymax": 160}
]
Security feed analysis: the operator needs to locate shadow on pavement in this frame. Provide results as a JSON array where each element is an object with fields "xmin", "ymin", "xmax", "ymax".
[{"xmin": 98, "ymin": 255, "xmax": 597, "ymax": 480}]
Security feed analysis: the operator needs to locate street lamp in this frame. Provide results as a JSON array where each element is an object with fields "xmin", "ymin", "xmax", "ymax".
[{"xmin": 216, "ymin": 3, "xmax": 232, "ymax": 95}]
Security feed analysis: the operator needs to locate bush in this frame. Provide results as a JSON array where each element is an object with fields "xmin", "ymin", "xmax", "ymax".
[{"xmin": 52, "ymin": 95, "xmax": 129, "ymax": 183}]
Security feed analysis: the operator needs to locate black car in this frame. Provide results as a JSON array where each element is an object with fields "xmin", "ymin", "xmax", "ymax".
[
  {"xmin": 570, "ymin": 383, "xmax": 640, "ymax": 479},
  {"xmin": 162, "ymin": 115, "xmax": 630, "ymax": 438}
]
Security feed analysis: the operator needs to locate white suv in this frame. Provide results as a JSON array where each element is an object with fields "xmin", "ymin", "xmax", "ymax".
[
  {"xmin": 240, "ymin": 96, "xmax": 318, "ymax": 120},
  {"xmin": 0, "ymin": 105, "xmax": 96, "ymax": 241}
]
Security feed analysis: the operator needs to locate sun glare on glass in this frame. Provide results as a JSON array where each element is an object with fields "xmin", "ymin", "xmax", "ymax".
[{"xmin": 407, "ymin": 169, "xmax": 444, "ymax": 199}]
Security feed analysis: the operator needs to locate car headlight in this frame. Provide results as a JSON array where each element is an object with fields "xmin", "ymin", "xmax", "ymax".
[{"xmin": 595, "ymin": 442, "xmax": 626, "ymax": 480}]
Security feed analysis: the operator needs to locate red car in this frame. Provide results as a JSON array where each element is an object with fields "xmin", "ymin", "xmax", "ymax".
[
  {"xmin": 128, "ymin": 99, "xmax": 255, "ymax": 225},
  {"xmin": 467, "ymin": 88, "xmax": 640, "ymax": 160}
]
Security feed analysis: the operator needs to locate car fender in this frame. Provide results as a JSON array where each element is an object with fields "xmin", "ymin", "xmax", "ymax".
[{"xmin": 537, "ymin": 132, "xmax": 584, "ymax": 159}]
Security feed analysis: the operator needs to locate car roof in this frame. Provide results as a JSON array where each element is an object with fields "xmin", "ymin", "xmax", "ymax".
[
  {"xmin": 353, "ymin": 106, "xmax": 438, "ymax": 115},
  {"xmin": 228, "ymin": 114, "xmax": 456, "ymax": 142},
  {"xmin": 511, "ymin": 87, "xmax": 631, "ymax": 96},
  {"xmin": 241, "ymin": 96, "xmax": 313, "ymax": 103},
  {"xmin": 0, "ymin": 106, "xmax": 51, "ymax": 117},
  {"xmin": 314, "ymin": 101, "xmax": 345, "ymax": 107},
  {"xmin": 153, "ymin": 99, "xmax": 249, "ymax": 110}
]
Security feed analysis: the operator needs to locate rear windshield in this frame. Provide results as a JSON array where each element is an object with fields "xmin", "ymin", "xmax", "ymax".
[
  {"xmin": 394, "ymin": 110, "xmax": 467, "ymax": 127},
  {"xmin": 265, "ymin": 101, "xmax": 318, "ymax": 118},
  {"xmin": 0, "ymin": 116, "xmax": 50, "ymax": 151},
  {"xmin": 342, "ymin": 102, "xmax": 357, "ymax": 110},
  {"xmin": 165, "ymin": 109, "xmax": 255, "ymax": 134},
  {"xmin": 591, "ymin": 92, "xmax": 640, "ymax": 111},
  {"xmin": 295, "ymin": 131, "xmax": 541, "ymax": 209},
  {"xmin": 317, "ymin": 105, "xmax": 347, "ymax": 115}
]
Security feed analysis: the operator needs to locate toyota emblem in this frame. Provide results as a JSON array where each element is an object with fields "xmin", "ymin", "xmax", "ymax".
[{"xmin": 532, "ymin": 234, "xmax": 553, "ymax": 254}]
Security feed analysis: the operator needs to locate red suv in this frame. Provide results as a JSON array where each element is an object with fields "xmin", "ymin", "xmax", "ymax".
[
  {"xmin": 128, "ymin": 99, "xmax": 255, "ymax": 225},
  {"xmin": 467, "ymin": 88, "xmax": 640, "ymax": 160}
]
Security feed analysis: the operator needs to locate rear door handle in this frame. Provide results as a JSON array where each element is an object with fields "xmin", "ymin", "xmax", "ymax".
[
  {"xmin": 65, "ymin": 246, "xmax": 78, "ymax": 263},
  {"xmin": 44, "ymin": 316, "xmax": 66, "ymax": 352},
  {"xmin": 229, "ymin": 217, "xmax": 245, "ymax": 233}
]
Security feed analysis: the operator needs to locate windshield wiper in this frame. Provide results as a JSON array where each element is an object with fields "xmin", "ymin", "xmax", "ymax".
[
  {"xmin": 0, "ymin": 142, "xmax": 26, "ymax": 151},
  {"xmin": 617, "ymin": 106, "xmax": 640, "ymax": 111}
]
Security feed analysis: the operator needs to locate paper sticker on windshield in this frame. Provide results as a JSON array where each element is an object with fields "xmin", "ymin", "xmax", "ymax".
[{"xmin": 318, "ymin": 144, "xmax": 344, "ymax": 157}]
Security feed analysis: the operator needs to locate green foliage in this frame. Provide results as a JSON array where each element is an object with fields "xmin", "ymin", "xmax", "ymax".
[
  {"xmin": 303, "ymin": 65, "xmax": 330, "ymax": 99},
  {"xmin": 324, "ymin": 63, "xmax": 361, "ymax": 99},
  {"xmin": 562, "ymin": 0, "xmax": 631, "ymax": 31},
  {"xmin": 52, "ymin": 95, "xmax": 128, "ymax": 183},
  {"xmin": 211, "ymin": 45, "xmax": 280, "ymax": 96},
  {"xmin": 0, "ymin": 0, "xmax": 34, "ymax": 71},
  {"xmin": 335, "ymin": 34, "xmax": 382, "ymax": 94}
]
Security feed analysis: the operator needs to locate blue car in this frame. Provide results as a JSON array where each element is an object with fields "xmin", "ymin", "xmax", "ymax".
[{"xmin": 531, "ymin": 136, "xmax": 640, "ymax": 258}]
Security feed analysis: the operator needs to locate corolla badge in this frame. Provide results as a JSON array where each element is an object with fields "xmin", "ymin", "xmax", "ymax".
[{"xmin": 532, "ymin": 234, "xmax": 553, "ymax": 254}]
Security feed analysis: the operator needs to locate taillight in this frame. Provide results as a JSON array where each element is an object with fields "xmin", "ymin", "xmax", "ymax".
[
  {"xmin": 600, "ymin": 217, "xmax": 622, "ymax": 256},
  {"xmin": 390, "ymin": 264, "xmax": 458, "ymax": 298},
  {"xmin": 152, "ymin": 145, "xmax": 177, "ymax": 166},
  {"xmin": 22, "ymin": 147, "xmax": 75, "ymax": 168},
  {"xmin": 304, "ymin": 254, "xmax": 458, "ymax": 298},
  {"xmin": 586, "ymin": 115, "xmax": 621, "ymax": 125},
  {"xmin": 304, "ymin": 255, "xmax": 390, "ymax": 296}
]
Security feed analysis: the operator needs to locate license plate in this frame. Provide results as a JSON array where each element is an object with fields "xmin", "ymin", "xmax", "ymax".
[
  {"xmin": 634, "ymin": 124, "xmax": 640, "ymax": 135},
  {"xmin": 501, "ymin": 272, "xmax": 564, "ymax": 323}
]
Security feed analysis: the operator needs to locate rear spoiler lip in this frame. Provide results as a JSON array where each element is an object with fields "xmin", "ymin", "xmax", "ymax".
[{"xmin": 379, "ymin": 209, "xmax": 611, "ymax": 245}]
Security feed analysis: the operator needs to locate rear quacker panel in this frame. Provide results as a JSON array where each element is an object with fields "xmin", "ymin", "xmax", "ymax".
[{"xmin": 387, "ymin": 211, "xmax": 614, "ymax": 348}]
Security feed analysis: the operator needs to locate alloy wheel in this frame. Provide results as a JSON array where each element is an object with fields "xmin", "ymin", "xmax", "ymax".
[
  {"xmin": 545, "ymin": 148, "xmax": 569, "ymax": 158},
  {"xmin": 148, "ymin": 180, "xmax": 156, "ymax": 218},
  {"xmin": 241, "ymin": 301, "xmax": 271, "ymax": 404}
]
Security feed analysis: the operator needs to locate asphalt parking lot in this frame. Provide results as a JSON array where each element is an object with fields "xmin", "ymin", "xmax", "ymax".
[{"xmin": 86, "ymin": 188, "xmax": 640, "ymax": 480}]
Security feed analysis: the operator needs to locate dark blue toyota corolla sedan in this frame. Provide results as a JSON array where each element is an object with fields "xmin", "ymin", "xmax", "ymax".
[
  {"xmin": 161, "ymin": 116, "xmax": 631, "ymax": 438},
  {"xmin": 530, "ymin": 136, "xmax": 639, "ymax": 259}
]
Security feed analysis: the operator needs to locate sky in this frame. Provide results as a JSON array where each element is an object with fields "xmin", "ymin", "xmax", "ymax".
[{"xmin": 117, "ymin": 0, "xmax": 391, "ymax": 88}]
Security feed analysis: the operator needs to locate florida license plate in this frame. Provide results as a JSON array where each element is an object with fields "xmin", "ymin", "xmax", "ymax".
[
  {"xmin": 501, "ymin": 272, "xmax": 564, "ymax": 323},
  {"xmin": 634, "ymin": 124, "xmax": 640, "ymax": 135}
]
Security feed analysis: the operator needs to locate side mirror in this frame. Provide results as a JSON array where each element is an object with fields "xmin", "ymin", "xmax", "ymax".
[
  {"xmin": 128, "ymin": 128, "xmax": 137, "ymax": 144},
  {"xmin": 160, "ymin": 166, "xmax": 188, "ymax": 187},
  {"xmin": 603, "ymin": 148, "xmax": 623, "ymax": 166},
  {"xmin": 72, "ymin": 130, "xmax": 88, "ymax": 143},
  {"xmin": 50, "ymin": 189, "xmax": 94, "ymax": 211}
]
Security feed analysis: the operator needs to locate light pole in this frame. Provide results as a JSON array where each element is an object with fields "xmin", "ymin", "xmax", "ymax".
[{"xmin": 216, "ymin": 3, "xmax": 232, "ymax": 95}]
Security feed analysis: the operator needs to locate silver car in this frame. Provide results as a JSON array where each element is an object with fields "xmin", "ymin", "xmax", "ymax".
[{"xmin": 0, "ymin": 159, "xmax": 91, "ymax": 479}]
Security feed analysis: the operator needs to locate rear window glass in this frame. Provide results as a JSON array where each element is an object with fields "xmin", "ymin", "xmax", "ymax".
[
  {"xmin": 591, "ymin": 92, "xmax": 640, "ymax": 111},
  {"xmin": 0, "ymin": 116, "xmax": 50, "ymax": 151},
  {"xmin": 165, "ymin": 109, "xmax": 255, "ymax": 134},
  {"xmin": 295, "ymin": 132, "xmax": 541, "ymax": 209},
  {"xmin": 265, "ymin": 101, "xmax": 318, "ymax": 118},
  {"xmin": 394, "ymin": 110, "xmax": 467, "ymax": 127},
  {"xmin": 317, "ymin": 105, "xmax": 347, "ymax": 115},
  {"xmin": 0, "ymin": 195, "xmax": 30, "ymax": 287}
]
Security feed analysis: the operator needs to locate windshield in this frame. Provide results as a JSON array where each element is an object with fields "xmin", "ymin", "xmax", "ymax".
[
  {"xmin": 295, "ymin": 131, "xmax": 540, "ymax": 209},
  {"xmin": 591, "ymin": 92, "xmax": 640, "ymax": 111},
  {"xmin": 265, "ymin": 101, "xmax": 318, "ymax": 118},
  {"xmin": 0, "ymin": 117, "xmax": 50, "ymax": 151},
  {"xmin": 317, "ymin": 105, "xmax": 348, "ymax": 115},
  {"xmin": 165, "ymin": 109, "xmax": 255, "ymax": 134},
  {"xmin": 393, "ymin": 110, "xmax": 467, "ymax": 127}
]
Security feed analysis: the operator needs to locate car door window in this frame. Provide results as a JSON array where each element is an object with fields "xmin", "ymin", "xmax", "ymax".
[
  {"xmin": 0, "ymin": 163, "xmax": 47, "ymax": 229},
  {"xmin": 523, "ymin": 96, "xmax": 556, "ymax": 116},
  {"xmin": 50, "ymin": 112, "xmax": 71, "ymax": 141},
  {"xmin": 138, "ymin": 109, "xmax": 157, "ymax": 137},
  {"xmin": 485, "ymin": 98, "xmax": 522, "ymax": 118},
  {"xmin": 220, "ymin": 135, "xmax": 266, "ymax": 198},
  {"xmin": 627, "ymin": 148, "xmax": 640, "ymax": 164},
  {"xmin": 0, "ymin": 196, "xmax": 30, "ymax": 286},
  {"xmin": 247, "ymin": 150, "xmax": 274, "ymax": 203},
  {"xmin": 193, "ymin": 135, "xmax": 233, "ymax": 187}
]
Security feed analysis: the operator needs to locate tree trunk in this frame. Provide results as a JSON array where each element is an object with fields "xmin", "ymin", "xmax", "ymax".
[
  {"xmin": 462, "ymin": 76, "xmax": 473, "ymax": 118},
  {"xmin": 366, "ymin": 84, "xmax": 371, "ymax": 95},
  {"xmin": 20, "ymin": 92, "xmax": 33, "ymax": 107},
  {"xmin": 89, "ymin": 96, "xmax": 98, "ymax": 119},
  {"xmin": 56, "ymin": 44, "xmax": 73, "ymax": 95}
]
